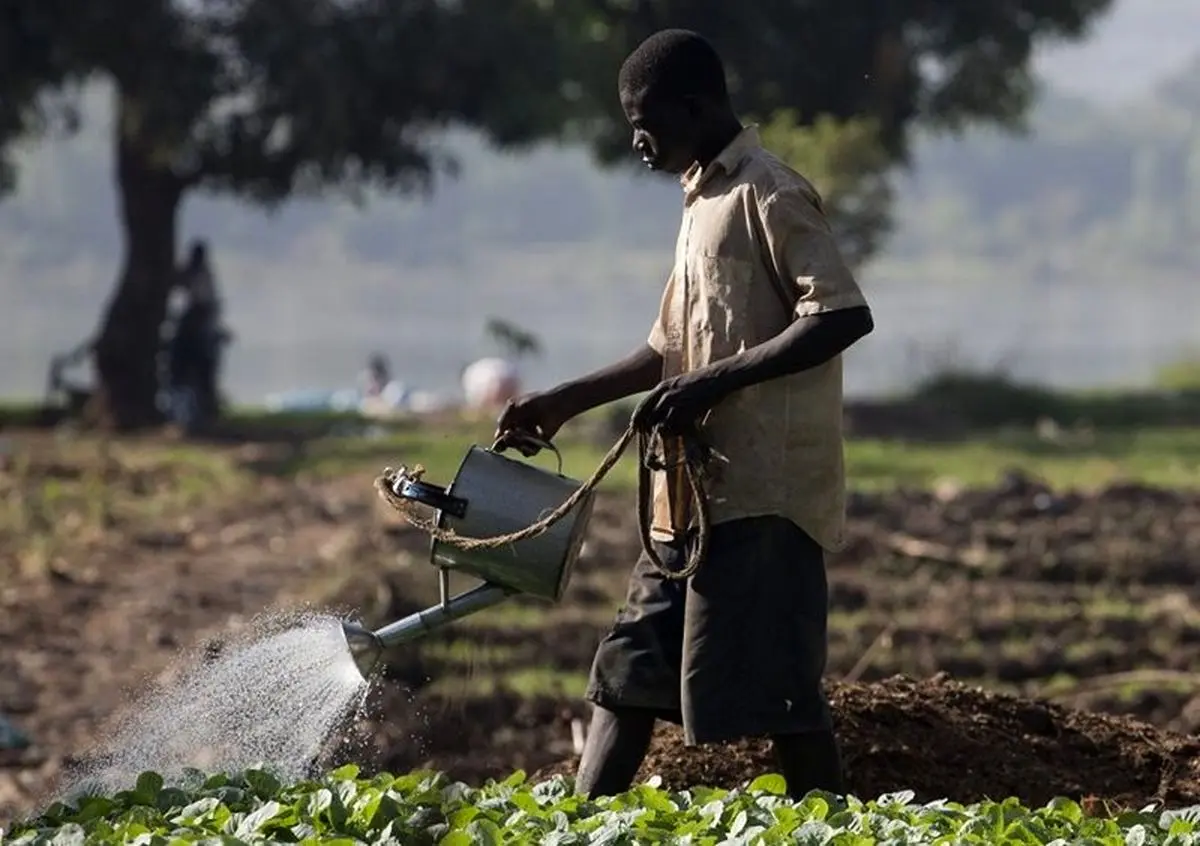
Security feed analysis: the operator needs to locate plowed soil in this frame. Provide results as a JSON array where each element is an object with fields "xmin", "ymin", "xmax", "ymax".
[
  {"xmin": 531, "ymin": 675, "xmax": 1200, "ymax": 809},
  {"xmin": 6, "ymin": 429, "xmax": 1200, "ymax": 825}
]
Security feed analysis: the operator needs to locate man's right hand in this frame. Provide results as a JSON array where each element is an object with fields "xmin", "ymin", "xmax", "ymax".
[{"xmin": 493, "ymin": 391, "xmax": 574, "ymax": 456}]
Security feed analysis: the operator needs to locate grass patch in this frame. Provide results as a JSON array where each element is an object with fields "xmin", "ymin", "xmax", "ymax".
[
  {"xmin": 456, "ymin": 601, "xmax": 615, "ymax": 632},
  {"xmin": 909, "ymin": 371, "xmax": 1200, "ymax": 429},
  {"xmin": 0, "ymin": 434, "xmax": 250, "ymax": 578},
  {"xmin": 278, "ymin": 417, "xmax": 642, "ymax": 489},
  {"xmin": 292, "ymin": 423, "xmax": 1200, "ymax": 492},
  {"xmin": 848, "ymin": 427, "xmax": 1200, "ymax": 491},
  {"xmin": 426, "ymin": 668, "xmax": 589, "ymax": 699},
  {"xmin": 422, "ymin": 639, "xmax": 524, "ymax": 667}
]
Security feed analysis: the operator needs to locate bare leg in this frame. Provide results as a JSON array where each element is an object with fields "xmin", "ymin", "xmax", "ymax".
[
  {"xmin": 574, "ymin": 705, "xmax": 657, "ymax": 798},
  {"xmin": 770, "ymin": 729, "xmax": 847, "ymax": 799}
]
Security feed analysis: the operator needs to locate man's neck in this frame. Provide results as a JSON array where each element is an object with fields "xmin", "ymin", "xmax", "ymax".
[{"xmin": 694, "ymin": 118, "xmax": 744, "ymax": 170}]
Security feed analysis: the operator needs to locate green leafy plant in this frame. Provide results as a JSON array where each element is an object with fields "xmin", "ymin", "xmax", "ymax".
[{"xmin": 7, "ymin": 765, "xmax": 1200, "ymax": 845}]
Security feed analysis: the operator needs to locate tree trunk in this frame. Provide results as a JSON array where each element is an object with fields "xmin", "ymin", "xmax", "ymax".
[{"xmin": 87, "ymin": 95, "xmax": 185, "ymax": 431}]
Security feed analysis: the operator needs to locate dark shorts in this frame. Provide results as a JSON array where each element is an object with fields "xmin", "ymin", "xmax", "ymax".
[{"xmin": 584, "ymin": 514, "xmax": 833, "ymax": 745}]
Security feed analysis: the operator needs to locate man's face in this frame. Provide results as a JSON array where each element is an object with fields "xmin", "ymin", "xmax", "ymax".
[{"xmin": 620, "ymin": 85, "xmax": 698, "ymax": 175}]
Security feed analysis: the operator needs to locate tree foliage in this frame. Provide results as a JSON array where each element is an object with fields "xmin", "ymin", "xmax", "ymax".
[
  {"xmin": 553, "ymin": 0, "xmax": 1116, "ymax": 264},
  {"xmin": 0, "ymin": 0, "xmax": 1116, "ymax": 427},
  {"xmin": 0, "ymin": 0, "xmax": 577, "ymax": 428},
  {"xmin": 4, "ymin": 0, "xmax": 571, "ymax": 202},
  {"xmin": 757, "ymin": 113, "xmax": 894, "ymax": 269}
]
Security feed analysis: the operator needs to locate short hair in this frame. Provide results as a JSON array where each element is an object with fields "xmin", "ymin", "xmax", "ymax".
[{"xmin": 618, "ymin": 29, "xmax": 730, "ymax": 104}]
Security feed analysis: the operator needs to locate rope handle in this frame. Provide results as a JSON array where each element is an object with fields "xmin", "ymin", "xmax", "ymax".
[{"xmin": 373, "ymin": 417, "xmax": 713, "ymax": 580}]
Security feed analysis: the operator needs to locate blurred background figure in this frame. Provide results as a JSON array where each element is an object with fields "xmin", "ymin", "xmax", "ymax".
[
  {"xmin": 164, "ymin": 239, "xmax": 231, "ymax": 430},
  {"xmin": 358, "ymin": 352, "xmax": 413, "ymax": 416},
  {"xmin": 358, "ymin": 353, "xmax": 392, "ymax": 400},
  {"xmin": 461, "ymin": 356, "xmax": 522, "ymax": 412}
]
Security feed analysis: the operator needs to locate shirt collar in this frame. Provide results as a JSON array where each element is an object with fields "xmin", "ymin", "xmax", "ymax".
[{"xmin": 680, "ymin": 124, "xmax": 761, "ymax": 198}]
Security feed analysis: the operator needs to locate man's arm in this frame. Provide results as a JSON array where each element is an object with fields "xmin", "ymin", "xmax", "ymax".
[
  {"xmin": 543, "ymin": 344, "xmax": 663, "ymax": 419},
  {"xmin": 697, "ymin": 306, "xmax": 872, "ymax": 394},
  {"xmin": 700, "ymin": 187, "xmax": 873, "ymax": 392}
]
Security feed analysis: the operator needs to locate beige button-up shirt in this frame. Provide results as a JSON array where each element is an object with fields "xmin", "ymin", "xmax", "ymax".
[{"xmin": 645, "ymin": 126, "xmax": 868, "ymax": 553}]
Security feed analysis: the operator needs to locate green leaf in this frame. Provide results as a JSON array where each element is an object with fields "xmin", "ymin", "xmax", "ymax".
[
  {"xmin": 449, "ymin": 805, "xmax": 482, "ymax": 828},
  {"xmin": 49, "ymin": 823, "xmax": 86, "ymax": 846},
  {"xmin": 330, "ymin": 764, "xmax": 361, "ymax": 781},
  {"xmin": 134, "ymin": 771, "xmax": 165, "ymax": 804},
  {"xmin": 465, "ymin": 817, "xmax": 504, "ymax": 845},
  {"xmin": 439, "ymin": 833, "xmax": 474, "ymax": 846},
  {"xmin": 245, "ymin": 769, "xmax": 282, "ymax": 800},
  {"xmin": 234, "ymin": 800, "xmax": 283, "ymax": 837},
  {"xmin": 749, "ymin": 774, "xmax": 788, "ymax": 797}
]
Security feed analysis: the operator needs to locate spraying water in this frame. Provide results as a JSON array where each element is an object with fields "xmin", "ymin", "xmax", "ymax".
[{"xmin": 59, "ymin": 611, "xmax": 371, "ymax": 800}]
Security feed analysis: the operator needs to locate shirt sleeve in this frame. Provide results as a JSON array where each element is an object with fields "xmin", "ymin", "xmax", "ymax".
[
  {"xmin": 761, "ymin": 187, "xmax": 868, "ymax": 319},
  {"xmin": 646, "ymin": 270, "xmax": 676, "ymax": 353}
]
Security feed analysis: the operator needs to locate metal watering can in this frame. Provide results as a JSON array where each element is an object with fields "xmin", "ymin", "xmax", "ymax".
[{"xmin": 341, "ymin": 433, "xmax": 596, "ymax": 678}]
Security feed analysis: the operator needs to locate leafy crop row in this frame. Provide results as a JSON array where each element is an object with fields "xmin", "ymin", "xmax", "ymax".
[{"xmin": 7, "ymin": 765, "xmax": 1200, "ymax": 845}]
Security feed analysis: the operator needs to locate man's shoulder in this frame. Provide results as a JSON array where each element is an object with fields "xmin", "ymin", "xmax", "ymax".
[{"xmin": 739, "ymin": 149, "xmax": 824, "ymax": 215}]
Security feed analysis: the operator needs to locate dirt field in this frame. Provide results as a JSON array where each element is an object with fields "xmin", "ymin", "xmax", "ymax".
[{"xmin": 5, "ymin": 423, "xmax": 1200, "ymax": 825}]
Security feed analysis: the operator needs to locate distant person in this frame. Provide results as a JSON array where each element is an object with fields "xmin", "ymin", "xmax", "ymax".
[
  {"xmin": 461, "ymin": 357, "xmax": 521, "ymax": 411},
  {"xmin": 168, "ymin": 240, "xmax": 229, "ymax": 425},
  {"xmin": 358, "ymin": 353, "xmax": 410, "ymax": 416},
  {"xmin": 359, "ymin": 353, "xmax": 392, "ymax": 399},
  {"xmin": 494, "ymin": 30, "xmax": 874, "ymax": 801}
]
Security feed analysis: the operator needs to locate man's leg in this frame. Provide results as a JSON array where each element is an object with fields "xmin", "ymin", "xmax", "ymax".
[
  {"xmin": 770, "ymin": 729, "xmax": 846, "ymax": 798},
  {"xmin": 682, "ymin": 516, "xmax": 845, "ymax": 799},
  {"xmin": 578, "ymin": 540, "xmax": 689, "ymax": 798},
  {"xmin": 575, "ymin": 704, "xmax": 657, "ymax": 798}
]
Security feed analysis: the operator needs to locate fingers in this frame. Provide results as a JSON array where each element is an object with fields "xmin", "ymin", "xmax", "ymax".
[
  {"xmin": 630, "ymin": 387, "xmax": 662, "ymax": 430},
  {"xmin": 493, "ymin": 405, "xmax": 514, "ymax": 442},
  {"xmin": 495, "ymin": 434, "xmax": 540, "ymax": 456},
  {"xmin": 506, "ymin": 429, "xmax": 545, "ymax": 456}
]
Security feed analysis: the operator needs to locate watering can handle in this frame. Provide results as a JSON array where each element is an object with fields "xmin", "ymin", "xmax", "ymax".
[{"xmin": 491, "ymin": 432, "xmax": 564, "ymax": 475}]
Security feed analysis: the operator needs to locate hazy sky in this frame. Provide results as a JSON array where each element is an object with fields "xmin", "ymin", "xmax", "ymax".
[{"xmin": 1033, "ymin": 0, "xmax": 1200, "ymax": 102}]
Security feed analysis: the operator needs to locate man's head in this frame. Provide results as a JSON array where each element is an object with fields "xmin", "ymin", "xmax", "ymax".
[{"xmin": 617, "ymin": 29, "xmax": 736, "ymax": 174}]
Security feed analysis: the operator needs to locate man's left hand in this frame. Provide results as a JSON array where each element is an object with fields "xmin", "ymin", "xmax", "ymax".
[{"xmin": 632, "ymin": 372, "xmax": 729, "ymax": 434}]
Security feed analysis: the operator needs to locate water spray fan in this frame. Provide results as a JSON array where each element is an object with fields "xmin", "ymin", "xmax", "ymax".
[{"xmin": 340, "ymin": 421, "xmax": 716, "ymax": 679}]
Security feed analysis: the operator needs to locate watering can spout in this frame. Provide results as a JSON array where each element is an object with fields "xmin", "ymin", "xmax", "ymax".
[
  {"xmin": 373, "ymin": 582, "xmax": 513, "ymax": 648},
  {"xmin": 344, "ymin": 437, "xmax": 595, "ymax": 678},
  {"xmin": 339, "ymin": 582, "xmax": 514, "ymax": 679},
  {"xmin": 340, "ymin": 621, "xmax": 384, "ymax": 679}
]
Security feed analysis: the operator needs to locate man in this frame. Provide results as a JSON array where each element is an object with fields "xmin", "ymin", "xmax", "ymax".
[
  {"xmin": 168, "ymin": 240, "xmax": 228, "ymax": 425},
  {"xmin": 494, "ymin": 28, "xmax": 874, "ymax": 800}
]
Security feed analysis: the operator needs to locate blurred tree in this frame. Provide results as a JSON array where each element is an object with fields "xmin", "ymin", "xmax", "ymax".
[
  {"xmin": 556, "ymin": 0, "xmax": 1116, "ymax": 267},
  {"xmin": 0, "ymin": 0, "xmax": 84, "ymax": 193},
  {"xmin": 1, "ymin": 0, "xmax": 1116, "ymax": 427},
  {"xmin": 757, "ymin": 112, "xmax": 893, "ymax": 269},
  {"xmin": 484, "ymin": 318, "xmax": 543, "ymax": 361},
  {"xmin": 0, "ymin": 0, "xmax": 572, "ymax": 428}
]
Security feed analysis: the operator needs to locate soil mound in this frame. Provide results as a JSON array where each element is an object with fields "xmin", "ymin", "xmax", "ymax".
[{"xmin": 533, "ymin": 675, "xmax": 1200, "ymax": 809}]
